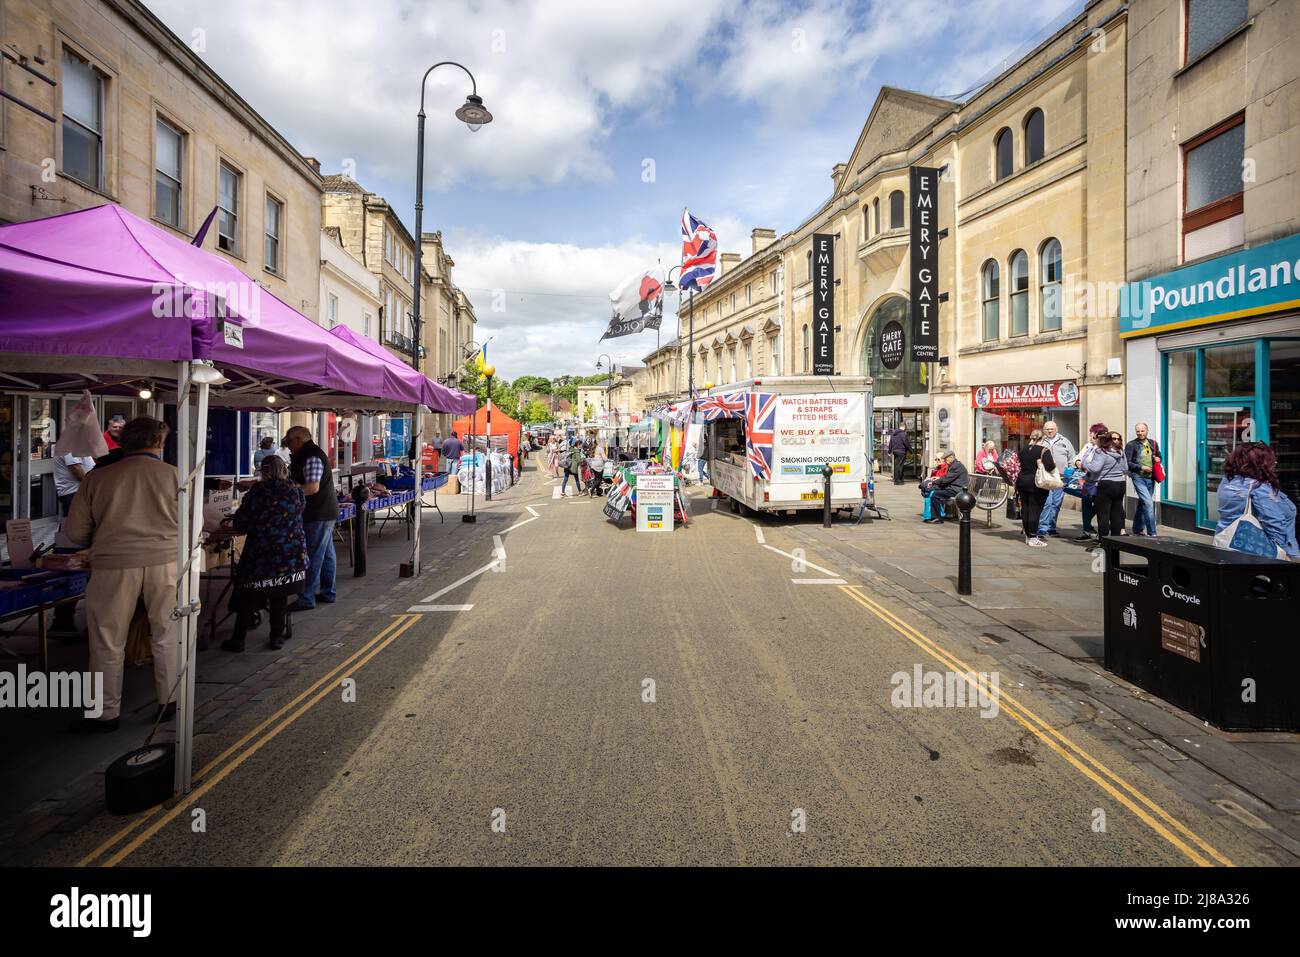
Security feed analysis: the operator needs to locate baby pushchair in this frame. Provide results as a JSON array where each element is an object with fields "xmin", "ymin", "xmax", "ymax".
[{"xmin": 586, "ymin": 457, "xmax": 613, "ymax": 496}]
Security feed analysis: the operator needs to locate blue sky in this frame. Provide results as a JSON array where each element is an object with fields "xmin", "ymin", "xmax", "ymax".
[{"xmin": 149, "ymin": 0, "xmax": 1080, "ymax": 377}]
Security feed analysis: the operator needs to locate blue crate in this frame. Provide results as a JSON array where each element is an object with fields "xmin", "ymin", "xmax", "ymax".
[{"xmin": 0, "ymin": 569, "xmax": 89, "ymax": 616}]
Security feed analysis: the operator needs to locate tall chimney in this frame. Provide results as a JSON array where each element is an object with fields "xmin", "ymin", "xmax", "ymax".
[
  {"xmin": 751, "ymin": 228, "xmax": 776, "ymax": 254},
  {"xmin": 720, "ymin": 252, "xmax": 742, "ymax": 274}
]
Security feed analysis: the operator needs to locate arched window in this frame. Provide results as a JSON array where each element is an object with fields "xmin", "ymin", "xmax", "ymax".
[
  {"xmin": 872, "ymin": 197, "xmax": 880, "ymax": 234},
  {"xmin": 861, "ymin": 295, "xmax": 925, "ymax": 398},
  {"xmin": 806, "ymin": 249, "xmax": 813, "ymax": 282},
  {"xmin": 1024, "ymin": 109, "xmax": 1045, "ymax": 165},
  {"xmin": 994, "ymin": 128, "xmax": 1013, "ymax": 181},
  {"xmin": 1009, "ymin": 250, "xmax": 1029, "ymax": 336},
  {"xmin": 802, "ymin": 324, "xmax": 810, "ymax": 372},
  {"xmin": 889, "ymin": 190, "xmax": 905, "ymax": 229},
  {"xmin": 863, "ymin": 205, "xmax": 870, "ymax": 239},
  {"xmin": 981, "ymin": 260, "xmax": 1000, "ymax": 341},
  {"xmin": 1040, "ymin": 238, "xmax": 1063, "ymax": 331}
]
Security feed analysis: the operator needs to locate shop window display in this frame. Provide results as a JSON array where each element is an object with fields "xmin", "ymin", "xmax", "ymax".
[
  {"xmin": 1270, "ymin": 340, "xmax": 1300, "ymax": 516},
  {"xmin": 978, "ymin": 408, "xmax": 1079, "ymax": 456},
  {"xmin": 1165, "ymin": 349, "xmax": 1197, "ymax": 506},
  {"xmin": 1202, "ymin": 341, "xmax": 1254, "ymax": 397}
]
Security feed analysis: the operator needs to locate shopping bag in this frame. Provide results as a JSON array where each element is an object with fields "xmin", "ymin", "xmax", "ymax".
[
  {"xmin": 1152, "ymin": 460, "xmax": 1166, "ymax": 483},
  {"xmin": 54, "ymin": 390, "xmax": 109, "ymax": 459},
  {"xmin": 1213, "ymin": 483, "xmax": 1286, "ymax": 560},
  {"xmin": 922, "ymin": 493, "xmax": 932, "ymax": 521},
  {"xmin": 1035, "ymin": 453, "xmax": 1064, "ymax": 490},
  {"xmin": 997, "ymin": 448, "xmax": 1020, "ymax": 486}
]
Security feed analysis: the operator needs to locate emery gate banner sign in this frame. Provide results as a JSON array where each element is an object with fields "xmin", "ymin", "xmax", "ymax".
[
  {"xmin": 812, "ymin": 233, "xmax": 835, "ymax": 375},
  {"xmin": 909, "ymin": 166, "xmax": 940, "ymax": 362}
]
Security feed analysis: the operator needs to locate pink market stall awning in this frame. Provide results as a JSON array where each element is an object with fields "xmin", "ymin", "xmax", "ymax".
[
  {"xmin": 329, "ymin": 324, "xmax": 475, "ymax": 415},
  {"xmin": 0, "ymin": 204, "xmax": 457, "ymax": 410}
]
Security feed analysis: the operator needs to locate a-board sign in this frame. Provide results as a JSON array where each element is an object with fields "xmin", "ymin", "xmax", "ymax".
[{"xmin": 635, "ymin": 474, "xmax": 674, "ymax": 533}]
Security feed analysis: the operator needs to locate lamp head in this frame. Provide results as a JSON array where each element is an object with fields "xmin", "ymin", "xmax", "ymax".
[{"xmin": 455, "ymin": 94, "xmax": 492, "ymax": 132}]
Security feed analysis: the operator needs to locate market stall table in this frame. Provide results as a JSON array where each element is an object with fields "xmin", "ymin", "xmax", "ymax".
[{"xmin": 0, "ymin": 569, "xmax": 90, "ymax": 672}]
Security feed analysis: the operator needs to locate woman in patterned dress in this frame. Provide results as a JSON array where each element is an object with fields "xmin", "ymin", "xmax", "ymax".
[{"xmin": 221, "ymin": 454, "xmax": 309, "ymax": 652}]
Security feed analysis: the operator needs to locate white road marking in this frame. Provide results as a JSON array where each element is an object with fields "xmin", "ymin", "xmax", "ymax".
[
  {"xmin": 410, "ymin": 560, "xmax": 499, "ymax": 607},
  {"xmin": 503, "ymin": 515, "xmax": 539, "ymax": 533},
  {"xmin": 526, "ymin": 506, "xmax": 541, "ymax": 517},
  {"xmin": 792, "ymin": 578, "xmax": 847, "ymax": 585},
  {"xmin": 761, "ymin": 543, "xmax": 841, "ymax": 578},
  {"xmin": 552, "ymin": 486, "xmax": 561, "ymax": 499},
  {"xmin": 752, "ymin": 523, "xmax": 765, "ymax": 544},
  {"xmin": 407, "ymin": 604, "xmax": 474, "ymax": 612},
  {"xmin": 492, "ymin": 535, "xmax": 507, "ymax": 562}
]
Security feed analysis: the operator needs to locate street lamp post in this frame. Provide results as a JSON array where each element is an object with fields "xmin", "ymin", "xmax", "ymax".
[
  {"xmin": 484, "ymin": 363, "xmax": 496, "ymax": 500},
  {"xmin": 663, "ymin": 263, "xmax": 695, "ymax": 415},
  {"xmin": 596, "ymin": 353, "xmax": 611, "ymax": 454},
  {"xmin": 409, "ymin": 62, "xmax": 492, "ymax": 570}
]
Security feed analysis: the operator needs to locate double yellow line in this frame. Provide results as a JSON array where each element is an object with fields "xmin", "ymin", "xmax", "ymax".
[
  {"xmin": 838, "ymin": 584, "xmax": 1234, "ymax": 867},
  {"xmin": 78, "ymin": 613, "xmax": 423, "ymax": 867}
]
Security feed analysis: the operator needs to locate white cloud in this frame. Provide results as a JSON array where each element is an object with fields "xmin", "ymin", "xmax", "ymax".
[
  {"xmin": 149, "ymin": 0, "xmax": 730, "ymax": 190},
  {"xmin": 449, "ymin": 231, "xmax": 683, "ymax": 378}
]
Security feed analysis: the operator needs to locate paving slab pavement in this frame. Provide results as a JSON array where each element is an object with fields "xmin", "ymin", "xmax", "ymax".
[{"xmin": 767, "ymin": 476, "xmax": 1300, "ymax": 860}]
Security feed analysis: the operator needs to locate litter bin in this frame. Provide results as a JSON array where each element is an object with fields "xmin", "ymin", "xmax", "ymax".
[{"xmin": 1104, "ymin": 536, "xmax": 1299, "ymax": 731}]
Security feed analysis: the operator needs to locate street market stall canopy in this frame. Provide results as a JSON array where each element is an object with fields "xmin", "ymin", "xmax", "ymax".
[
  {"xmin": 329, "ymin": 324, "xmax": 474, "ymax": 415},
  {"xmin": 453, "ymin": 400, "xmax": 521, "ymax": 458},
  {"xmin": 0, "ymin": 204, "xmax": 472, "ymax": 413}
]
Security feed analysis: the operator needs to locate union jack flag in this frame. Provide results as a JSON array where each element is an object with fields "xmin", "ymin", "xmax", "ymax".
[
  {"xmin": 745, "ymin": 392, "xmax": 776, "ymax": 479},
  {"xmin": 696, "ymin": 391, "xmax": 746, "ymax": 421},
  {"xmin": 680, "ymin": 209, "xmax": 717, "ymax": 292}
]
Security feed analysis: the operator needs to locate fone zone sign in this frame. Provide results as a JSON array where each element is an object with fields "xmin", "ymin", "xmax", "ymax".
[
  {"xmin": 909, "ymin": 166, "xmax": 939, "ymax": 362},
  {"xmin": 811, "ymin": 233, "xmax": 835, "ymax": 375}
]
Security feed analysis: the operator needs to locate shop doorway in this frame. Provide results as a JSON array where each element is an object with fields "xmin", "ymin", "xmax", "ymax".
[
  {"xmin": 1198, "ymin": 400, "xmax": 1256, "ymax": 528},
  {"xmin": 873, "ymin": 408, "xmax": 928, "ymax": 480}
]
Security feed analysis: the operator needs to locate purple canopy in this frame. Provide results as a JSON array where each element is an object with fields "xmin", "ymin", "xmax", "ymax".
[
  {"xmin": 330, "ymin": 324, "xmax": 475, "ymax": 415},
  {"xmin": 0, "ymin": 204, "xmax": 473, "ymax": 412}
]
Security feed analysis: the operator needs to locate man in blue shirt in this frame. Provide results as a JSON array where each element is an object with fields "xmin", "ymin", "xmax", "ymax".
[{"xmin": 441, "ymin": 431, "xmax": 464, "ymax": 474}]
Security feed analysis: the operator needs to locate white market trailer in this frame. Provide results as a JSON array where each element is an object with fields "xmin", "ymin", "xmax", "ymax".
[{"xmin": 702, "ymin": 375, "xmax": 874, "ymax": 515}]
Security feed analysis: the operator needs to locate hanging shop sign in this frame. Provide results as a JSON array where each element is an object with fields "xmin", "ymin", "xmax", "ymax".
[
  {"xmin": 811, "ymin": 233, "xmax": 835, "ymax": 375},
  {"xmin": 878, "ymin": 319, "xmax": 905, "ymax": 370},
  {"xmin": 909, "ymin": 165, "xmax": 940, "ymax": 362},
  {"xmin": 971, "ymin": 380, "xmax": 1080, "ymax": 410}
]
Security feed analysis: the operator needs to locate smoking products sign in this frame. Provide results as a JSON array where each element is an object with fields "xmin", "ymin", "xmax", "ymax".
[{"xmin": 772, "ymin": 393, "xmax": 866, "ymax": 483}]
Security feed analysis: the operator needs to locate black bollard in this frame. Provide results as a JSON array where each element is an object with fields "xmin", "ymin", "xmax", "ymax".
[
  {"xmin": 351, "ymin": 482, "xmax": 369, "ymax": 578},
  {"xmin": 955, "ymin": 488, "xmax": 975, "ymax": 595},
  {"xmin": 822, "ymin": 465, "xmax": 833, "ymax": 528}
]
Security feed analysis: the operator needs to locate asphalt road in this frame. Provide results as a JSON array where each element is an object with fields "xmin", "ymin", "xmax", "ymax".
[{"xmin": 59, "ymin": 463, "xmax": 1270, "ymax": 866}]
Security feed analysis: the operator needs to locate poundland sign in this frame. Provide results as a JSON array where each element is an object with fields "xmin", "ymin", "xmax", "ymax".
[{"xmin": 1121, "ymin": 231, "xmax": 1300, "ymax": 338}]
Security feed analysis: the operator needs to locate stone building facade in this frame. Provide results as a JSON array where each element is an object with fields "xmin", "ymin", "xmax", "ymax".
[
  {"xmin": 0, "ymin": 0, "xmax": 324, "ymax": 520},
  {"xmin": 1122, "ymin": 0, "xmax": 1300, "ymax": 532},
  {"xmin": 650, "ymin": 0, "xmax": 1130, "ymax": 481},
  {"xmin": 320, "ymin": 176, "xmax": 476, "ymax": 442}
]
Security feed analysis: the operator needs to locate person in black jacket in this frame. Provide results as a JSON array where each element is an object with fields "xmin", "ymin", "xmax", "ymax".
[
  {"xmin": 1016, "ymin": 430, "xmax": 1056, "ymax": 547},
  {"xmin": 1124, "ymin": 423, "xmax": 1163, "ymax": 537},
  {"xmin": 888, "ymin": 428, "xmax": 912, "ymax": 485},
  {"xmin": 282, "ymin": 426, "xmax": 338, "ymax": 611},
  {"xmin": 925, "ymin": 451, "xmax": 968, "ymax": 525}
]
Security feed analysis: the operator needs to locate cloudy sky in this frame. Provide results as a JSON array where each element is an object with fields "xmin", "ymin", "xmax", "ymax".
[{"xmin": 150, "ymin": 0, "xmax": 1079, "ymax": 378}]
